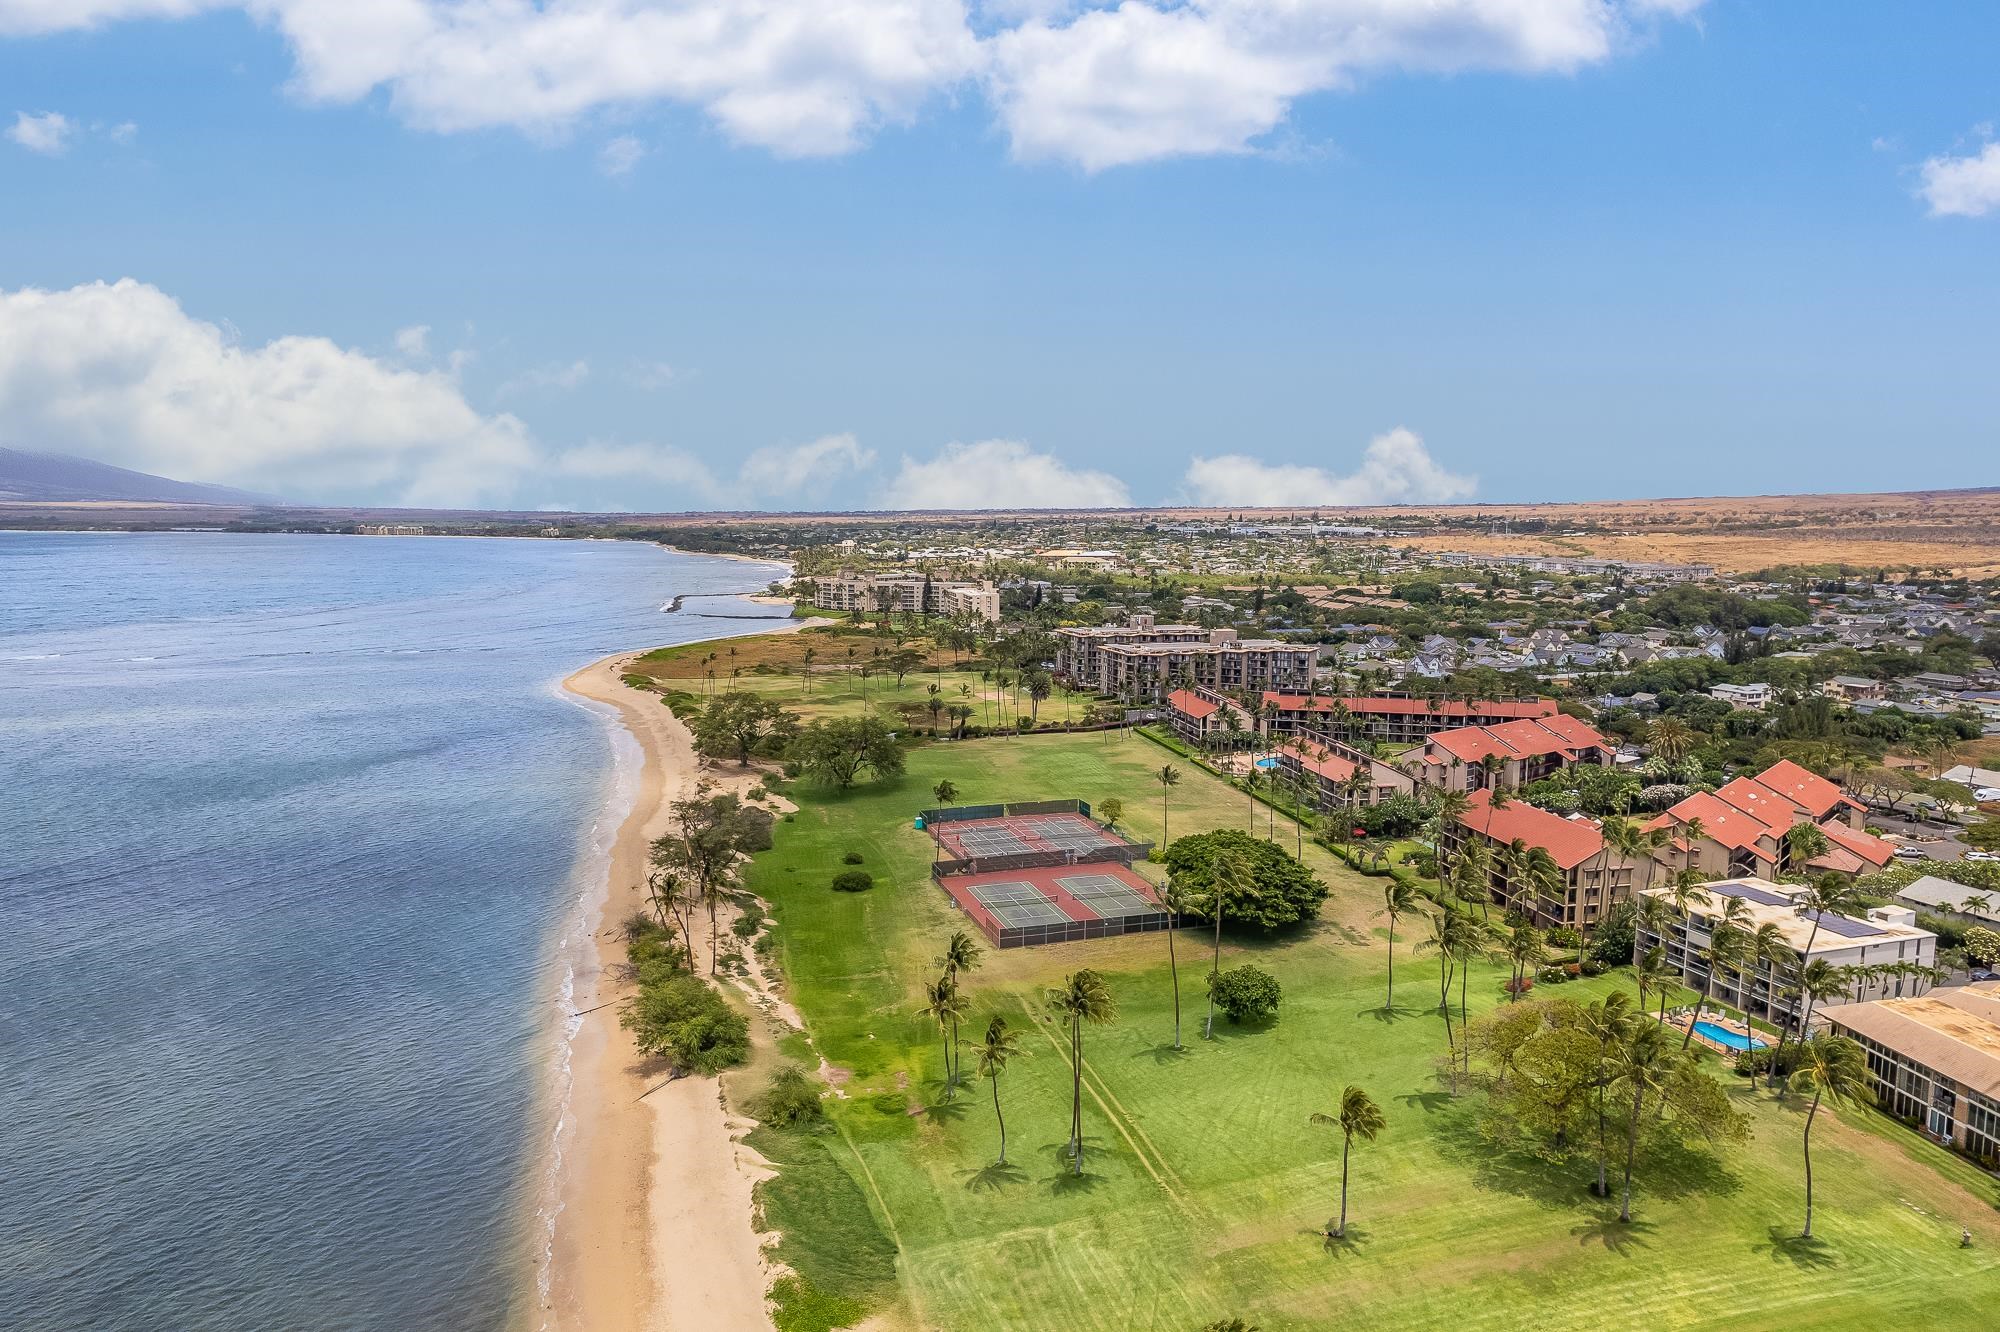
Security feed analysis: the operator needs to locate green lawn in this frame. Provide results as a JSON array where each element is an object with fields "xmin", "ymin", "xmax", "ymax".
[{"xmin": 744, "ymin": 730, "xmax": 2000, "ymax": 1332}]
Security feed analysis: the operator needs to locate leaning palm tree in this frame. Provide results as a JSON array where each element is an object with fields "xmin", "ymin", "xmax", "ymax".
[
  {"xmin": 1788, "ymin": 1035, "xmax": 1873, "ymax": 1239},
  {"xmin": 1047, "ymin": 969, "xmax": 1117, "ymax": 1173},
  {"xmin": 922, "ymin": 976, "xmax": 966, "ymax": 1100},
  {"xmin": 1155, "ymin": 763, "xmax": 1182, "ymax": 846},
  {"xmin": 1581, "ymin": 991, "xmax": 1637, "ymax": 1198},
  {"xmin": 1610, "ymin": 1021, "xmax": 1686, "ymax": 1223},
  {"xmin": 933, "ymin": 779, "xmax": 959, "ymax": 807},
  {"xmin": 1502, "ymin": 923, "xmax": 1549, "ymax": 1003},
  {"xmin": 1160, "ymin": 877, "xmax": 1192, "ymax": 1049},
  {"xmin": 1309, "ymin": 1085, "xmax": 1386, "ymax": 1239},
  {"xmin": 974, "ymin": 1015, "xmax": 1024, "ymax": 1166},
  {"xmin": 1428, "ymin": 787, "xmax": 1471, "ymax": 883},
  {"xmin": 1382, "ymin": 879, "xmax": 1423, "ymax": 1011},
  {"xmin": 1634, "ymin": 945, "xmax": 1674, "ymax": 1022},
  {"xmin": 1681, "ymin": 897, "xmax": 1751, "ymax": 1053}
]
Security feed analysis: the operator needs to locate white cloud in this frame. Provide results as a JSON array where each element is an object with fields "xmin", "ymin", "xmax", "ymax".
[
  {"xmin": 598, "ymin": 134, "xmax": 645, "ymax": 177},
  {"xmin": 499, "ymin": 359, "xmax": 592, "ymax": 396},
  {"xmin": 622, "ymin": 359, "xmax": 683, "ymax": 390},
  {"xmin": 0, "ymin": 1, "xmax": 1701, "ymax": 167},
  {"xmin": 989, "ymin": 0, "xmax": 1706, "ymax": 169},
  {"xmin": 1182, "ymin": 427, "xmax": 1476, "ymax": 506},
  {"xmin": 0, "ymin": 279, "xmax": 537, "ymax": 506},
  {"xmin": 8, "ymin": 110, "xmax": 73, "ymax": 155},
  {"xmin": 394, "ymin": 324, "xmax": 431, "ymax": 358},
  {"xmin": 884, "ymin": 439, "xmax": 1131, "ymax": 509},
  {"xmin": 738, "ymin": 433, "xmax": 878, "ymax": 499},
  {"xmin": 107, "ymin": 120, "xmax": 138, "ymax": 143},
  {"xmin": 1919, "ymin": 140, "xmax": 2000, "ymax": 219}
]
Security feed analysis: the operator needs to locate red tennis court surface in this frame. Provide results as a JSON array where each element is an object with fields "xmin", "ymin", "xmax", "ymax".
[{"xmin": 940, "ymin": 863, "xmax": 1171, "ymax": 949}]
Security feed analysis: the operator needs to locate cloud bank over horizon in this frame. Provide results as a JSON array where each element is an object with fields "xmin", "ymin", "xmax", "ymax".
[
  {"xmin": 0, "ymin": 278, "xmax": 1479, "ymax": 512},
  {"xmin": 0, "ymin": 0, "xmax": 1705, "ymax": 170}
]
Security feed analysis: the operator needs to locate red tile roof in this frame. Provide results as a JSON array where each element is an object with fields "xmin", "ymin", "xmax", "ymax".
[
  {"xmin": 1166, "ymin": 688, "xmax": 1218, "ymax": 720},
  {"xmin": 1651, "ymin": 790, "xmax": 1779, "ymax": 855},
  {"xmin": 1817, "ymin": 818, "xmax": 1895, "ymax": 868},
  {"xmin": 1427, "ymin": 714, "xmax": 1613, "ymax": 765},
  {"xmin": 1711, "ymin": 775, "xmax": 1806, "ymax": 837},
  {"xmin": 1456, "ymin": 789, "xmax": 1605, "ymax": 870},
  {"xmin": 1263, "ymin": 694, "xmax": 1559, "ymax": 720},
  {"xmin": 1277, "ymin": 740, "xmax": 1358, "ymax": 783},
  {"xmin": 1753, "ymin": 759, "xmax": 1859, "ymax": 818}
]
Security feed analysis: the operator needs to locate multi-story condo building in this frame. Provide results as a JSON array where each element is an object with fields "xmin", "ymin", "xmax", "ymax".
[
  {"xmin": 1273, "ymin": 729, "xmax": 1416, "ymax": 811},
  {"xmin": 1446, "ymin": 789, "xmax": 1635, "ymax": 930},
  {"xmin": 1636, "ymin": 878, "xmax": 1936, "ymax": 1028},
  {"xmin": 1057, "ymin": 615, "xmax": 1316, "ymax": 700},
  {"xmin": 811, "ymin": 573, "xmax": 1000, "ymax": 622},
  {"xmin": 1408, "ymin": 714, "xmax": 1615, "ymax": 794},
  {"xmin": 1257, "ymin": 693, "xmax": 1560, "ymax": 743},
  {"xmin": 1820, "ymin": 986, "xmax": 2000, "ymax": 1161},
  {"xmin": 1644, "ymin": 760, "xmax": 1893, "ymax": 881}
]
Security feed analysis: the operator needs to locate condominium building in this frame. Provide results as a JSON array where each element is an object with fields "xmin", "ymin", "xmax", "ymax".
[
  {"xmin": 1636, "ymin": 879, "xmax": 1936, "ymax": 1028},
  {"xmin": 1056, "ymin": 615, "xmax": 1316, "ymax": 700},
  {"xmin": 811, "ymin": 572, "xmax": 1000, "ymax": 622},
  {"xmin": 1819, "ymin": 986, "xmax": 2000, "ymax": 1161},
  {"xmin": 1409, "ymin": 713, "xmax": 1615, "ymax": 794},
  {"xmin": 1258, "ymin": 693, "xmax": 1560, "ymax": 743},
  {"xmin": 1643, "ymin": 760, "xmax": 1892, "ymax": 881},
  {"xmin": 1273, "ymin": 729, "xmax": 1415, "ymax": 811},
  {"xmin": 1446, "ymin": 789, "xmax": 1635, "ymax": 930}
]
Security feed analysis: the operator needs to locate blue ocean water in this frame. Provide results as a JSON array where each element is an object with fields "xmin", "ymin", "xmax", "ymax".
[{"xmin": 0, "ymin": 531, "xmax": 788, "ymax": 1331}]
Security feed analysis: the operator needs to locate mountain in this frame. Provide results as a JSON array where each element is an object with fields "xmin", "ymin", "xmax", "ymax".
[{"xmin": 0, "ymin": 447, "xmax": 285, "ymax": 506}]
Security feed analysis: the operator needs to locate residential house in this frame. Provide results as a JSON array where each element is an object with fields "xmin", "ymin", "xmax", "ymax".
[
  {"xmin": 1710, "ymin": 682, "xmax": 1773, "ymax": 710},
  {"xmin": 1643, "ymin": 759, "xmax": 1892, "ymax": 881},
  {"xmin": 1823, "ymin": 675, "xmax": 1887, "ymax": 703},
  {"xmin": 1409, "ymin": 714, "xmax": 1617, "ymax": 795},
  {"xmin": 1894, "ymin": 875, "xmax": 2000, "ymax": 928}
]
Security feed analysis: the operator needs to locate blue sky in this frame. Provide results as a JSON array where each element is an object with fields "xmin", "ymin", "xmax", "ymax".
[{"xmin": 1, "ymin": 1, "xmax": 1995, "ymax": 512}]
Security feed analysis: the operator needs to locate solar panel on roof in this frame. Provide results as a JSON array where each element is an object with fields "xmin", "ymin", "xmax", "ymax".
[
  {"xmin": 1720, "ymin": 882, "xmax": 1791, "ymax": 908},
  {"xmin": 1812, "ymin": 913, "xmax": 1884, "ymax": 939}
]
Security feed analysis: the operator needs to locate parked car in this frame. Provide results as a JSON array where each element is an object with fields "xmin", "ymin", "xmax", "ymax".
[
  {"xmin": 1973, "ymin": 787, "xmax": 2000, "ymax": 803},
  {"xmin": 1893, "ymin": 845, "xmax": 1931, "ymax": 861},
  {"xmin": 1965, "ymin": 850, "xmax": 2000, "ymax": 863},
  {"xmin": 1971, "ymin": 968, "xmax": 1997, "ymax": 983}
]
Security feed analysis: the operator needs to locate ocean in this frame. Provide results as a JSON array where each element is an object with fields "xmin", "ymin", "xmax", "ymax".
[{"xmin": 0, "ymin": 531, "xmax": 789, "ymax": 1331}]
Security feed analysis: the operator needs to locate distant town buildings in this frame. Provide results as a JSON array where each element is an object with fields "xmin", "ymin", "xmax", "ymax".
[
  {"xmin": 810, "ymin": 572, "xmax": 1001, "ymax": 622},
  {"xmin": 1055, "ymin": 614, "xmax": 1316, "ymax": 700},
  {"xmin": 357, "ymin": 523, "xmax": 426, "ymax": 536},
  {"xmin": 1641, "ymin": 759, "xmax": 1894, "ymax": 880}
]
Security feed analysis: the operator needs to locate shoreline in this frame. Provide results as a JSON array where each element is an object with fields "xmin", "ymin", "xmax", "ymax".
[{"xmin": 544, "ymin": 618, "xmax": 815, "ymax": 1332}]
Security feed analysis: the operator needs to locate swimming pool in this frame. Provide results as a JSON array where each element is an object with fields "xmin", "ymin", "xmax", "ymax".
[
  {"xmin": 1254, "ymin": 756, "xmax": 1280, "ymax": 769},
  {"xmin": 1692, "ymin": 1020, "xmax": 1767, "ymax": 1052}
]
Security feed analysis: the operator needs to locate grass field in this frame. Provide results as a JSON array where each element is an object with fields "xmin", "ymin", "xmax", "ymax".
[
  {"xmin": 742, "ymin": 729, "xmax": 2000, "ymax": 1332},
  {"xmin": 627, "ymin": 624, "xmax": 1102, "ymax": 733}
]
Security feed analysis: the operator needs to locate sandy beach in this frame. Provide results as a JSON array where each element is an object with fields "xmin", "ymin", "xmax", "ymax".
[{"xmin": 545, "ymin": 639, "xmax": 807, "ymax": 1332}]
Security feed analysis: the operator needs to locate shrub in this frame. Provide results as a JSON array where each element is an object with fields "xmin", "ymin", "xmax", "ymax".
[
  {"xmin": 1579, "ymin": 959, "xmax": 1607, "ymax": 978},
  {"xmin": 831, "ymin": 870, "xmax": 875, "ymax": 893},
  {"xmin": 731, "ymin": 904, "xmax": 766, "ymax": 939},
  {"xmin": 1588, "ymin": 901, "xmax": 1638, "ymax": 965},
  {"xmin": 1536, "ymin": 965, "xmax": 1569, "ymax": 984},
  {"xmin": 1546, "ymin": 925, "xmax": 1584, "ymax": 950},
  {"xmin": 1207, "ymin": 964, "xmax": 1282, "ymax": 1023},
  {"xmin": 1164, "ymin": 829, "xmax": 1329, "ymax": 931},
  {"xmin": 620, "ymin": 973, "xmax": 749, "ymax": 1076},
  {"xmin": 1504, "ymin": 976, "xmax": 1535, "ymax": 995},
  {"xmin": 752, "ymin": 1064, "xmax": 825, "ymax": 1129},
  {"xmin": 768, "ymin": 1275, "xmax": 866, "ymax": 1332},
  {"xmin": 841, "ymin": 851, "xmax": 865, "ymax": 865},
  {"xmin": 1965, "ymin": 926, "xmax": 2000, "ymax": 966}
]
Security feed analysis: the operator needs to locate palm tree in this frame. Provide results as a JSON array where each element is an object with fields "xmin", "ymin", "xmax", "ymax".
[
  {"xmin": 1681, "ymin": 897, "xmax": 1750, "ymax": 1052},
  {"xmin": 1155, "ymin": 764, "xmax": 1182, "ymax": 847},
  {"xmin": 1788, "ymin": 1035, "xmax": 1872, "ymax": 1239},
  {"xmin": 937, "ymin": 930, "xmax": 983, "ymax": 1089},
  {"xmin": 1382, "ymin": 880, "xmax": 1422, "ymax": 1011},
  {"xmin": 1429, "ymin": 787, "xmax": 1471, "ymax": 885},
  {"xmin": 933, "ymin": 779, "xmax": 959, "ymax": 807},
  {"xmin": 1519, "ymin": 848, "xmax": 1565, "ymax": 928},
  {"xmin": 1243, "ymin": 767, "xmax": 1263, "ymax": 834},
  {"xmin": 1581, "ymin": 991, "xmax": 1636, "ymax": 1198},
  {"xmin": 1783, "ymin": 822, "xmax": 1830, "ymax": 875},
  {"xmin": 801, "ymin": 645, "xmax": 817, "ymax": 694},
  {"xmin": 1309, "ymin": 1086, "xmax": 1386, "ymax": 1240},
  {"xmin": 1502, "ymin": 923, "xmax": 1548, "ymax": 1002},
  {"xmin": 1160, "ymin": 878, "xmax": 1192, "ymax": 1049},
  {"xmin": 1047, "ymin": 969, "xmax": 1117, "ymax": 1173},
  {"xmin": 1610, "ymin": 1022, "xmax": 1686, "ymax": 1223},
  {"xmin": 974, "ymin": 1015, "xmax": 1024, "ymax": 1166},
  {"xmin": 1634, "ymin": 945, "xmax": 1673, "ymax": 1022},
  {"xmin": 1417, "ymin": 908, "xmax": 1457, "ymax": 1023},
  {"xmin": 923, "ymin": 977, "xmax": 966, "ymax": 1100},
  {"xmin": 1648, "ymin": 715, "xmax": 1694, "ymax": 764}
]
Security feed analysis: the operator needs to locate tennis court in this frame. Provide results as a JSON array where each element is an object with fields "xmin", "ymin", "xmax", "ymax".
[
  {"xmin": 926, "ymin": 809, "xmax": 1141, "ymax": 867},
  {"xmin": 939, "ymin": 862, "xmax": 1172, "ymax": 948}
]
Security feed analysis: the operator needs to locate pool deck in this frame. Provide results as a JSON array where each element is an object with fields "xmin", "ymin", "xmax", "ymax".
[{"xmin": 1664, "ymin": 1009, "xmax": 1769, "ymax": 1059}]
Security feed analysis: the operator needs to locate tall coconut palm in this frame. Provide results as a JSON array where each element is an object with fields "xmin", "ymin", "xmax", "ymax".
[
  {"xmin": 1429, "ymin": 788, "xmax": 1471, "ymax": 885},
  {"xmin": 1382, "ymin": 880, "xmax": 1423, "ymax": 1011},
  {"xmin": 1772, "ymin": 878, "xmax": 1857, "ymax": 1076},
  {"xmin": 974, "ymin": 1015, "xmax": 1024, "ymax": 1166},
  {"xmin": 1610, "ymin": 1021, "xmax": 1685, "ymax": 1223},
  {"xmin": 1047, "ymin": 969, "xmax": 1117, "ymax": 1173},
  {"xmin": 1155, "ymin": 764, "xmax": 1182, "ymax": 847},
  {"xmin": 1520, "ymin": 848, "xmax": 1565, "ymax": 928},
  {"xmin": 933, "ymin": 779, "xmax": 959, "ymax": 807},
  {"xmin": 1675, "ymin": 816, "xmax": 1707, "ymax": 878},
  {"xmin": 1309, "ymin": 1086, "xmax": 1386, "ymax": 1239},
  {"xmin": 1788, "ymin": 1035, "xmax": 1872, "ymax": 1238},
  {"xmin": 922, "ymin": 976, "xmax": 966, "ymax": 1100},
  {"xmin": 937, "ymin": 929, "xmax": 984, "ymax": 1090},
  {"xmin": 1160, "ymin": 877, "xmax": 1192, "ymax": 1050},
  {"xmin": 1681, "ymin": 896, "xmax": 1751, "ymax": 1052},
  {"xmin": 1634, "ymin": 945, "xmax": 1674, "ymax": 1022},
  {"xmin": 1581, "ymin": 991, "xmax": 1637, "ymax": 1197},
  {"xmin": 1503, "ymin": 923, "xmax": 1549, "ymax": 1002},
  {"xmin": 1783, "ymin": 822, "xmax": 1831, "ymax": 876}
]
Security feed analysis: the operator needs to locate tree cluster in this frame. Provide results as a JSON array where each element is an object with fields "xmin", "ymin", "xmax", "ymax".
[{"xmin": 1164, "ymin": 829, "xmax": 1329, "ymax": 931}]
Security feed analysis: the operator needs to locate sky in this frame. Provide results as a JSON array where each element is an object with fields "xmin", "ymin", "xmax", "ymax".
[{"xmin": 0, "ymin": 1, "xmax": 1996, "ymax": 513}]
